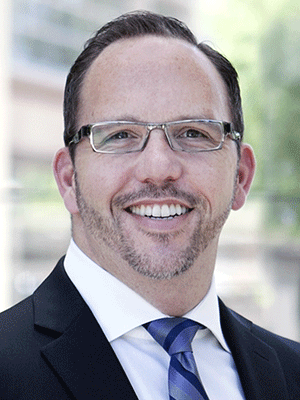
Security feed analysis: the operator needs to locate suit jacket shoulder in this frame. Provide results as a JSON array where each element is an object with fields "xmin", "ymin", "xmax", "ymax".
[
  {"xmin": 0, "ymin": 258, "xmax": 138, "ymax": 400},
  {"xmin": 219, "ymin": 299, "xmax": 300, "ymax": 399}
]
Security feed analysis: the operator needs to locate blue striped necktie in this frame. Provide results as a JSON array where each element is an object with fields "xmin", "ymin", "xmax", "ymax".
[{"xmin": 144, "ymin": 317, "xmax": 209, "ymax": 400}]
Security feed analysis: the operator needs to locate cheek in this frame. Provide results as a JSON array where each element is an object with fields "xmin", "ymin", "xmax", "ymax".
[
  {"xmin": 190, "ymin": 156, "xmax": 237, "ymax": 212},
  {"xmin": 213, "ymin": 164, "xmax": 238, "ymax": 210},
  {"xmin": 79, "ymin": 156, "xmax": 132, "ymax": 207}
]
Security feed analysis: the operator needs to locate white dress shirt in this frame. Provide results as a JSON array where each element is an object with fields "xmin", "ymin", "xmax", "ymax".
[{"xmin": 64, "ymin": 240, "xmax": 245, "ymax": 400}]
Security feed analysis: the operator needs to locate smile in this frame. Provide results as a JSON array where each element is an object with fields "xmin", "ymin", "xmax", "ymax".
[{"xmin": 128, "ymin": 203, "xmax": 191, "ymax": 219}]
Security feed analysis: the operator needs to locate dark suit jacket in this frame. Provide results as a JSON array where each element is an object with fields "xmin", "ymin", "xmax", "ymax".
[{"xmin": 0, "ymin": 257, "xmax": 300, "ymax": 399}]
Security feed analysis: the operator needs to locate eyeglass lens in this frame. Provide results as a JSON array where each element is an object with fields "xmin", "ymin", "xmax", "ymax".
[{"xmin": 91, "ymin": 121, "xmax": 224, "ymax": 153}]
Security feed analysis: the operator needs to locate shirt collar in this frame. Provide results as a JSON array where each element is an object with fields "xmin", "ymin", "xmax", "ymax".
[{"xmin": 64, "ymin": 239, "xmax": 230, "ymax": 352}]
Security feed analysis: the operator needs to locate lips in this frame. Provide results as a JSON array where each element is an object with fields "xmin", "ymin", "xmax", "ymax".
[{"xmin": 128, "ymin": 203, "xmax": 191, "ymax": 219}]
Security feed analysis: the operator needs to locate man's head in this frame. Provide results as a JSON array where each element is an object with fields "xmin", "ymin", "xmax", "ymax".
[
  {"xmin": 54, "ymin": 11, "xmax": 255, "ymax": 313},
  {"xmin": 63, "ymin": 11, "xmax": 244, "ymax": 162}
]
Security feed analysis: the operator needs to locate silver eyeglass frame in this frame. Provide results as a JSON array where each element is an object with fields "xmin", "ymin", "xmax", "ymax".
[{"xmin": 68, "ymin": 119, "xmax": 241, "ymax": 154}]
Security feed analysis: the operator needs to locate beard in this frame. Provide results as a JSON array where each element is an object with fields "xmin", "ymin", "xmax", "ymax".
[{"xmin": 75, "ymin": 175, "xmax": 235, "ymax": 280}]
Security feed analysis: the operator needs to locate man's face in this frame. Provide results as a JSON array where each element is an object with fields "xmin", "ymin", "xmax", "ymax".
[{"xmin": 69, "ymin": 36, "xmax": 241, "ymax": 281}]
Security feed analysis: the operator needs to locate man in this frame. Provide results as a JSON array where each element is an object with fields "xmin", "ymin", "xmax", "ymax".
[{"xmin": 1, "ymin": 10, "xmax": 299, "ymax": 400}]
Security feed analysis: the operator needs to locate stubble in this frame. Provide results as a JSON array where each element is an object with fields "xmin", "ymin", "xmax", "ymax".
[{"xmin": 75, "ymin": 176, "xmax": 235, "ymax": 280}]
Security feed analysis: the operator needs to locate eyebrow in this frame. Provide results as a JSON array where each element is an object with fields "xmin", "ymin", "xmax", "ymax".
[
  {"xmin": 96, "ymin": 113, "xmax": 218, "ymax": 123},
  {"xmin": 171, "ymin": 114, "xmax": 217, "ymax": 121}
]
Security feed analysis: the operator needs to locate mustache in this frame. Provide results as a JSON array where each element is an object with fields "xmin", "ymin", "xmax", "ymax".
[{"xmin": 113, "ymin": 182, "xmax": 203, "ymax": 208}]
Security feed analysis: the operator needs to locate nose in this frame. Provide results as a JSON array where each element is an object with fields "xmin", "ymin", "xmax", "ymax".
[{"xmin": 133, "ymin": 128, "xmax": 183, "ymax": 185}]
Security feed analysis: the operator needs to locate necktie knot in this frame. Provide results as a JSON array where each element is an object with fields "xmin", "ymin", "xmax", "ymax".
[
  {"xmin": 144, "ymin": 317, "xmax": 209, "ymax": 400},
  {"xmin": 144, "ymin": 317, "xmax": 202, "ymax": 355}
]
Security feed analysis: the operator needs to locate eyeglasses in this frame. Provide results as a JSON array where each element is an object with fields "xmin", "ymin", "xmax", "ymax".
[{"xmin": 68, "ymin": 119, "xmax": 241, "ymax": 154}]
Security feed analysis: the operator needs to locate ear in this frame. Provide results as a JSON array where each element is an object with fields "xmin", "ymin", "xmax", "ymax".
[
  {"xmin": 53, "ymin": 147, "xmax": 79, "ymax": 214},
  {"xmin": 231, "ymin": 143, "xmax": 256, "ymax": 211}
]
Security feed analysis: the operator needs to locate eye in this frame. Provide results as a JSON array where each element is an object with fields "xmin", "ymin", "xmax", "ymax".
[
  {"xmin": 109, "ymin": 130, "xmax": 132, "ymax": 140},
  {"xmin": 180, "ymin": 129, "xmax": 209, "ymax": 139},
  {"xmin": 103, "ymin": 130, "xmax": 142, "ymax": 145}
]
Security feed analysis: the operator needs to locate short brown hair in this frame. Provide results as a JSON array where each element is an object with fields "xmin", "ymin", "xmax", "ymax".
[{"xmin": 64, "ymin": 11, "xmax": 243, "ymax": 160}]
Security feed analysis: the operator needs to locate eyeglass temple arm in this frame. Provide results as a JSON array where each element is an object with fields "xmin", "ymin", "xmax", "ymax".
[
  {"xmin": 229, "ymin": 131, "xmax": 241, "ymax": 141},
  {"xmin": 68, "ymin": 125, "xmax": 91, "ymax": 146},
  {"xmin": 223, "ymin": 122, "xmax": 241, "ymax": 141}
]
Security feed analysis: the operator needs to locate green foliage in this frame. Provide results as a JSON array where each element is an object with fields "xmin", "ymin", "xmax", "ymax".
[
  {"xmin": 200, "ymin": 0, "xmax": 300, "ymax": 235},
  {"xmin": 260, "ymin": 12, "xmax": 300, "ymax": 235}
]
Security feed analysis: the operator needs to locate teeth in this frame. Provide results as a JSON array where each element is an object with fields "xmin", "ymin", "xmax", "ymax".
[
  {"xmin": 130, "ymin": 203, "xmax": 189, "ymax": 218},
  {"xmin": 169, "ymin": 204, "xmax": 176, "ymax": 215},
  {"xmin": 176, "ymin": 204, "xmax": 182, "ymax": 215},
  {"xmin": 145, "ymin": 205, "xmax": 152, "ymax": 216},
  {"xmin": 152, "ymin": 204, "xmax": 161, "ymax": 217},
  {"xmin": 161, "ymin": 204, "xmax": 170, "ymax": 217}
]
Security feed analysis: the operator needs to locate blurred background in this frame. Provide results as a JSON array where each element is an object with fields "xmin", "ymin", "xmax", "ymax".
[{"xmin": 0, "ymin": 0, "xmax": 299, "ymax": 340}]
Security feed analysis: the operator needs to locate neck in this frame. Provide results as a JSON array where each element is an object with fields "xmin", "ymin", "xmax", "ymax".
[
  {"xmin": 124, "ymin": 251, "xmax": 216, "ymax": 316},
  {"xmin": 133, "ymin": 271, "xmax": 213, "ymax": 316}
]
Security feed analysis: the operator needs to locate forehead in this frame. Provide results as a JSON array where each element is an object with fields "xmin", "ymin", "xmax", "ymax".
[{"xmin": 79, "ymin": 36, "xmax": 230, "ymax": 124}]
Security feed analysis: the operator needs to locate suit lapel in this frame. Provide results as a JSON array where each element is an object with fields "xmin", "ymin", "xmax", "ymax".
[
  {"xmin": 41, "ymin": 304, "xmax": 138, "ymax": 400},
  {"xmin": 34, "ymin": 259, "xmax": 138, "ymax": 400},
  {"xmin": 219, "ymin": 299, "xmax": 289, "ymax": 400}
]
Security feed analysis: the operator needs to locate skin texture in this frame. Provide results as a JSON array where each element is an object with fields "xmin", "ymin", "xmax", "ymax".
[{"xmin": 54, "ymin": 36, "xmax": 255, "ymax": 316}]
